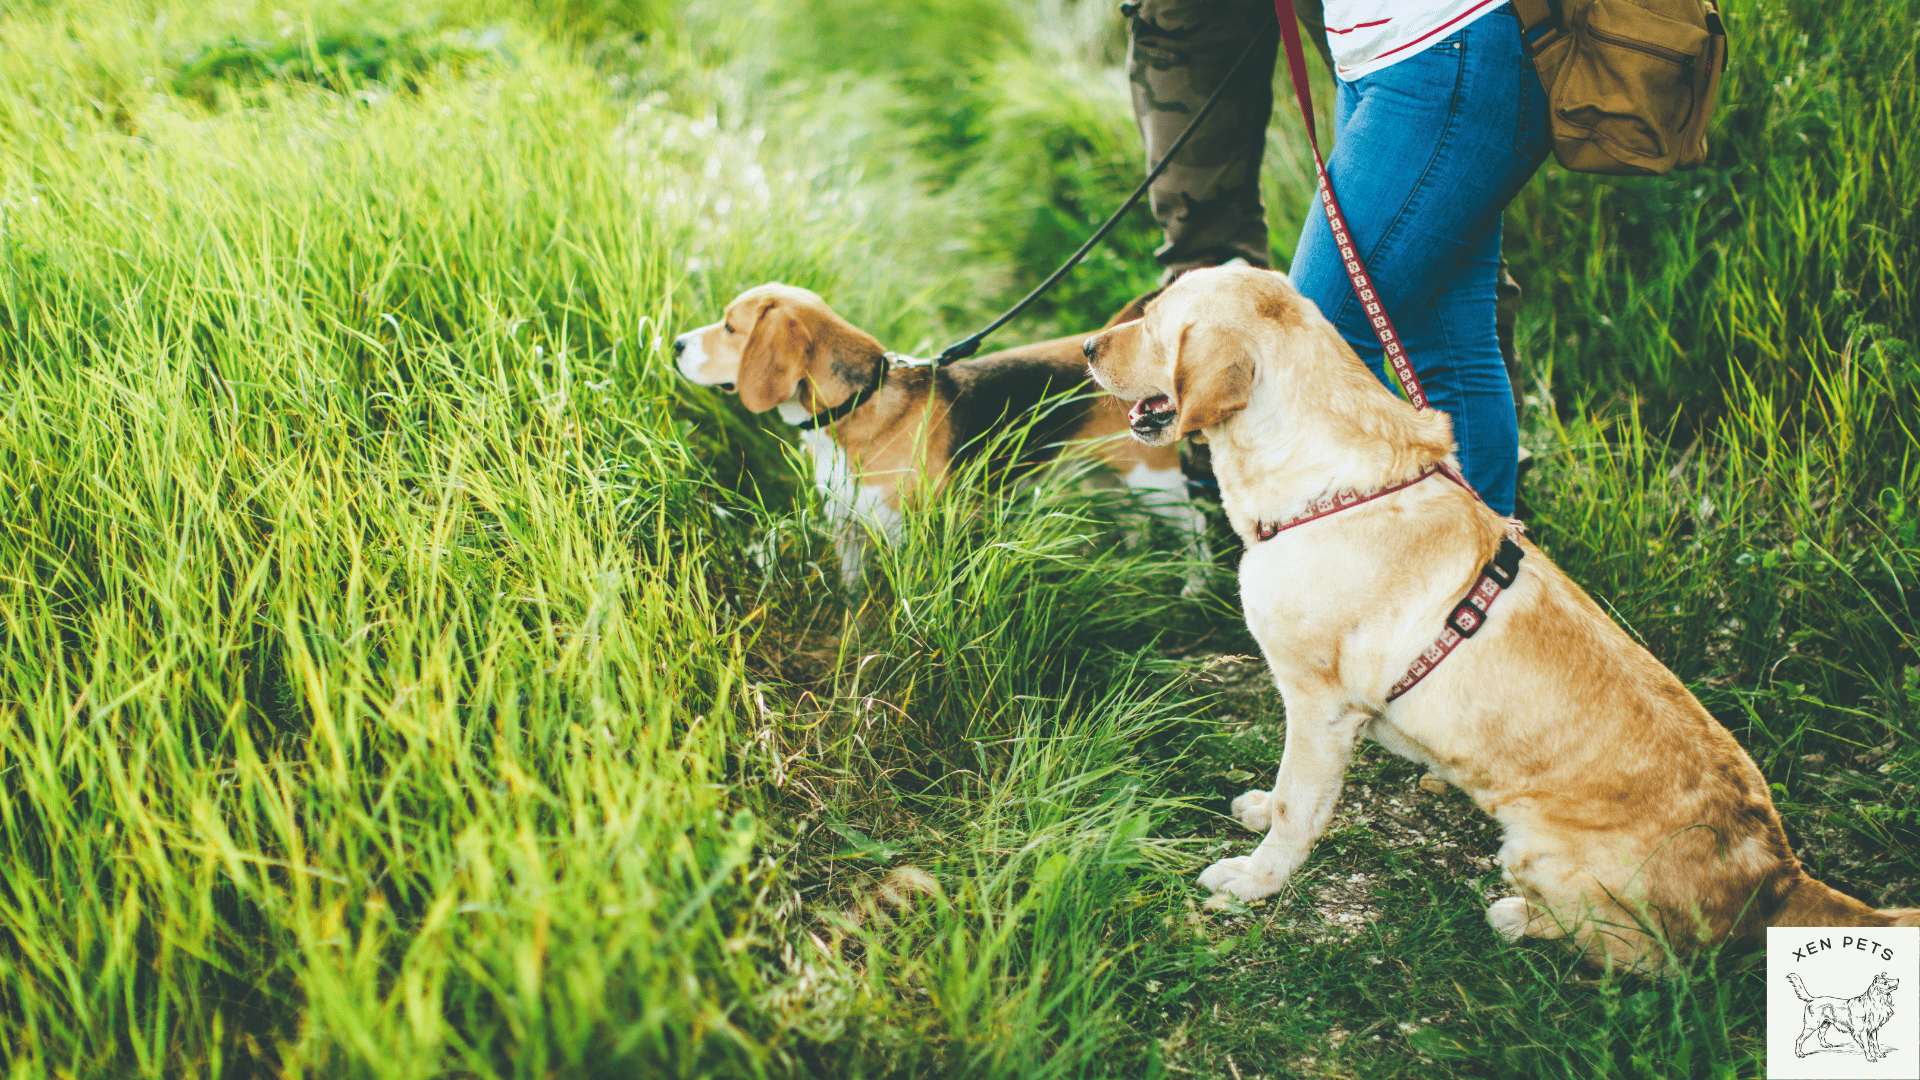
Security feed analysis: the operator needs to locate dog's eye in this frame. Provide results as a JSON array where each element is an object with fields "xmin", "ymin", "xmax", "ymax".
[{"xmin": 723, "ymin": 323, "xmax": 734, "ymax": 334}]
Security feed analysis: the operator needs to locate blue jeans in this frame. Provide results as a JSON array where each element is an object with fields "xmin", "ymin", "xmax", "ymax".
[{"xmin": 1287, "ymin": 3, "xmax": 1549, "ymax": 516}]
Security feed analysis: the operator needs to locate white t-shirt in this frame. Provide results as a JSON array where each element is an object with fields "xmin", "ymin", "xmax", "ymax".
[{"xmin": 1320, "ymin": 0, "xmax": 1509, "ymax": 80}]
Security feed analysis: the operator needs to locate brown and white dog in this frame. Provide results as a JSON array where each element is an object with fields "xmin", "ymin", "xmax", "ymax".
[
  {"xmin": 1788, "ymin": 971, "xmax": 1899, "ymax": 1061},
  {"xmin": 1081, "ymin": 265, "xmax": 1918, "ymax": 970},
  {"xmin": 674, "ymin": 283, "xmax": 1209, "ymax": 590}
]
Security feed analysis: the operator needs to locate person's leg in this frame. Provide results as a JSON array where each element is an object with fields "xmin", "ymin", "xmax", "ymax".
[
  {"xmin": 1414, "ymin": 219, "xmax": 1519, "ymax": 510},
  {"xmin": 1286, "ymin": 4, "xmax": 1549, "ymax": 515},
  {"xmin": 1127, "ymin": 0, "xmax": 1278, "ymax": 278},
  {"xmin": 1496, "ymin": 258, "xmax": 1524, "ymax": 424}
]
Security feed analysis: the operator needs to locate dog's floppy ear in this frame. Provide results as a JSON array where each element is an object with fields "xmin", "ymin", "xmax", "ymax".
[
  {"xmin": 736, "ymin": 298, "xmax": 815, "ymax": 413},
  {"xmin": 1172, "ymin": 325, "xmax": 1253, "ymax": 436}
]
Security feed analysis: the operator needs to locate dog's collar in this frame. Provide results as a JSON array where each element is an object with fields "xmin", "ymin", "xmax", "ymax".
[
  {"xmin": 1251, "ymin": 461, "xmax": 1523, "ymax": 543},
  {"xmin": 1251, "ymin": 463, "xmax": 1455, "ymax": 541},
  {"xmin": 793, "ymin": 352, "xmax": 893, "ymax": 432}
]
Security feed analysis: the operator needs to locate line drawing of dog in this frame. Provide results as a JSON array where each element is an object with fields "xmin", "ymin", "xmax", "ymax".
[
  {"xmin": 1788, "ymin": 971, "xmax": 1899, "ymax": 1062},
  {"xmin": 674, "ymin": 284, "xmax": 1210, "ymax": 592},
  {"xmin": 1080, "ymin": 265, "xmax": 1920, "ymax": 971}
]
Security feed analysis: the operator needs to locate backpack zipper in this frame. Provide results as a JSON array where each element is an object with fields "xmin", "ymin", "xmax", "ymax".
[
  {"xmin": 1583, "ymin": 24, "xmax": 1697, "ymax": 68},
  {"xmin": 1581, "ymin": 24, "xmax": 1699, "ymax": 131}
]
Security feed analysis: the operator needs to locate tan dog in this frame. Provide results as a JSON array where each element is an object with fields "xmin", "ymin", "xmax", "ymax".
[
  {"xmin": 674, "ymin": 284, "xmax": 1208, "ymax": 590},
  {"xmin": 1788, "ymin": 971, "xmax": 1899, "ymax": 1061},
  {"xmin": 1081, "ymin": 265, "xmax": 1917, "ymax": 970}
]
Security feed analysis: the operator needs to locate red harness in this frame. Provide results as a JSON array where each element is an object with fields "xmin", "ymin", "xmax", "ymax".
[
  {"xmin": 1252, "ymin": 462, "xmax": 1471, "ymax": 542},
  {"xmin": 1253, "ymin": 0, "xmax": 1525, "ymax": 701},
  {"xmin": 1246, "ymin": 461, "xmax": 1524, "ymax": 701},
  {"xmin": 1386, "ymin": 537, "xmax": 1524, "ymax": 700}
]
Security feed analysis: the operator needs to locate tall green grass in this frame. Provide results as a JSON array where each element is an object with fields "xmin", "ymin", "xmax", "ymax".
[
  {"xmin": 0, "ymin": 1, "xmax": 1199, "ymax": 1073},
  {"xmin": 1510, "ymin": 0, "xmax": 1919, "ymax": 414}
]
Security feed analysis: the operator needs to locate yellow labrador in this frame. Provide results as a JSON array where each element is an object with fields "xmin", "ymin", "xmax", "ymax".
[{"xmin": 1082, "ymin": 265, "xmax": 1916, "ymax": 970}]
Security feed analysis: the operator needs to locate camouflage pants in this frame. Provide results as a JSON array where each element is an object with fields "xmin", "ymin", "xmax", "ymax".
[
  {"xmin": 1125, "ymin": 0, "xmax": 1283, "ymax": 275},
  {"xmin": 1126, "ymin": 0, "xmax": 1525, "ymax": 411}
]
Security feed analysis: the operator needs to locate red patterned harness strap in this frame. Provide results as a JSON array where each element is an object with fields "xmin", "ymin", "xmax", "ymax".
[
  {"xmin": 1254, "ymin": 464, "xmax": 1440, "ymax": 541},
  {"xmin": 1386, "ymin": 537, "xmax": 1525, "ymax": 701},
  {"xmin": 1274, "ymin": 0, "xmax": 1427, "ymax": 409},
  {"xmin": 1252, "ymin": 461, "xmax": 1481, "ymax": 541}
]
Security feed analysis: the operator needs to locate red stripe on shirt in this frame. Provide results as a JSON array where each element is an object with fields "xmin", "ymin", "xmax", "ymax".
[
  {"xmin": 1325, "ymin": 17, "xmax": 1391, "ymax": 34},
  {"xmin": 1365, "ymin": 0, "xmax": 1503, "ymax": 62},
  {"xmin": 1334, "ymin": 0, "xmax": 1505, "ymax": 73}
]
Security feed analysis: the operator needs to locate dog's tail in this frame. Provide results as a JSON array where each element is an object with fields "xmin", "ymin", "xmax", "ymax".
[
  {"xmin": 1770, "ymin": 873, "xmax": 1920, "ymax": 928},
  {"xmin": 1786, "ymin": 973, "xmax": 1813, "ymax": 1002}
]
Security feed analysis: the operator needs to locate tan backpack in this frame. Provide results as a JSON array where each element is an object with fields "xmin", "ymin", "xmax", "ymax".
[{"xmin": 1511, "ymin": 0, "xmax": 1729, "ymax": 175}]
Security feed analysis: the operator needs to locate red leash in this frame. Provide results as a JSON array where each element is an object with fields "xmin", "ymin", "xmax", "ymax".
[
  {"xmin": 1262, "ymin": 5, "xmax": 1526, "ymax": 702},
  {"xmin": 1272, "ymin": 0, "xmax": 1428, "ymax": 410},
  {"xmin": 1261, "ymin": 3, "xmax": 1522, "ymax": 530}
]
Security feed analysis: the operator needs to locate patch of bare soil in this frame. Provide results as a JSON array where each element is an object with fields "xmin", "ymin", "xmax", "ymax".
[{"xmin": 1183, "ymin": 653, "xmax": 1505, "ymax": 938}]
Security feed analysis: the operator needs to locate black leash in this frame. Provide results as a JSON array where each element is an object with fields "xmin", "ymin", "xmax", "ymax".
[{"xmin": 930, "ymin": 8, "xmax": 1281, "ymax": 366}]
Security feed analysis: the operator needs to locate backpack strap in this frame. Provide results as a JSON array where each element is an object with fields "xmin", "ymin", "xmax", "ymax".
[{"xmin": 1509, "ymin": 0, "xmax": 1556, "ymax": 32}]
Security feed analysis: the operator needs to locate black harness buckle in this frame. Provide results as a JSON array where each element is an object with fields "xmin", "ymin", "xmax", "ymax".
[
  {"xmin": 1485, "ymin": 536, "xmax": 1523, "ymax": 588},
  {"xmin": 1447, "ymin": 538, "xmax": 1525, "ymax": 638},
  {"xmin": 1447, "ymin": 600, "xmax": 1486, "ymax": 638}
]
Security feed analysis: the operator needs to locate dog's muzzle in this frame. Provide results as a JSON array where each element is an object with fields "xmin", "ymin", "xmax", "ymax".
[
  {"xmin": 1127, "ymin": 395, "xmax": 1175, "ymax": 439},
  {"xmin": 672, "ymin": 333, "xmax": 736, "ymax": 392}
]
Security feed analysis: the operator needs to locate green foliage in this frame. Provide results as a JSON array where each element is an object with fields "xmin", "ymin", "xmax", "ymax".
[
  {"xmin": 1507, "ymin": 0, "xmax": 1920, "ymax": 419},
  {"xmin": 171, "ymin": 26, "xmax": 504, "ymax": 101},
  {"xmin": 0, "ymin": 6, "xmax": 1196, "ymax": 1072},
  {"xmin": 531, "ymin": 0, "xmax": 669, "ymax": 43}
]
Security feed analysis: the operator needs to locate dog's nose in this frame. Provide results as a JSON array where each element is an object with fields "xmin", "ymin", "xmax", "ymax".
[
  {"xmin": 1082, "ymin": 335, "xmax": 1098, "ymax": 360},
  {"xmin": 672, "ymin": 335, "xmax": 687, "ymax": 357}
]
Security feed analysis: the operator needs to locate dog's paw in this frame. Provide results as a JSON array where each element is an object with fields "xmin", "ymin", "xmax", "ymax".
[
  {"xmin": 1197, "ymin": 856, "xmax": 1285, "ymax": 903},
  {"xmin": 1486, "ymin": 897, "xmax": 1532, "ymax": 942},
  {"xmin": 1417, "ymin": 771, "xmax": 1449, "ymax": 794},
  {"xmin": 1228, "ymin": 790, "xmax": 1273, "ymax": 832}
]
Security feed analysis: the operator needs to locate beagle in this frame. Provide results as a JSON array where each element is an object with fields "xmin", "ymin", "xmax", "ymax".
[
  {"xmin": 1083, "ymin": 265, "xmax": 1918, "ymax": 971},
  {"xmin": 674, "ymin": 283, "xmax": 1209, "ymax": 590}
]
